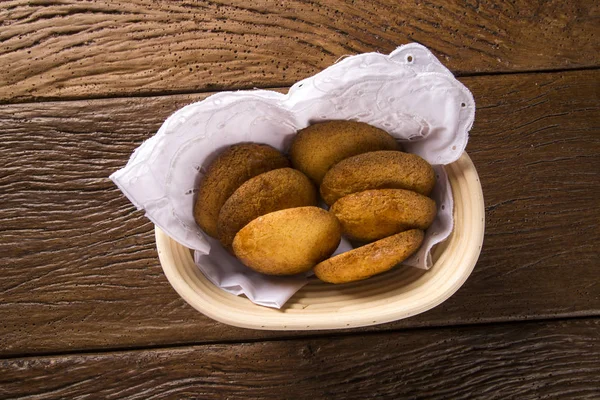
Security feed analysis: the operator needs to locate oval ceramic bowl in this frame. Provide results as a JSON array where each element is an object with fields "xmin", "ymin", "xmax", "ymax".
[{"xmin": 156, "ymin": 152, "xmax": 484, "ymax": 330}]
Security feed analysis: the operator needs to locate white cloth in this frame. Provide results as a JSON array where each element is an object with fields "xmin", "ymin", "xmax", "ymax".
[{"xmin": 110, "ymin": 43, "xmax": 475, "ymax": 308}]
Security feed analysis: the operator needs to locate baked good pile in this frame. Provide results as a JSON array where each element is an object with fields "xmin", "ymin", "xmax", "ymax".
[{"xmin": 194, "ymin": 120, "xmax": 437, "ymax": 284}]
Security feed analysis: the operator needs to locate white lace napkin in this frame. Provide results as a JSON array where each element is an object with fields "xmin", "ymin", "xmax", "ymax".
[{"xmin": 110, "ymin": 43, "xmax": 475, "ymax": 308}]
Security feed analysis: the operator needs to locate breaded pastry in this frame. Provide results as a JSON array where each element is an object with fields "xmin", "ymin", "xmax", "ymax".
[
  {"xmin": 314, "ymin": 229, "xmax": 424, "ymax": 284},
  {"xmin": 320, "ymin": 150, "xmax": 435, "ymax": 205},
  {"xmin": 193, "ymin": 143, "xmax": 289, "ymax": 238},
  {"xmin": 233, "ymin": 207, "xmax": 342, "ymax": 275},
  {"xmin": 330, "ymin": 189, "xmax": 436, "ymax": 242},
  {"xmin": 218, "ymin": 168, "xmax": 317, "ymax": 250},
  {"xmin": 289, "ymin": 121, "xmax": 398, "ymax": 184}
]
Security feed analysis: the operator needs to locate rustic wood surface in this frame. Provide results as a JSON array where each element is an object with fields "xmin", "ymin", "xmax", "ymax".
[
  {"xmin": 1, "ymin": 0, "xmax": 598, "ymax": 103},
  {"xmin": 1, "ymin": 319, "xmax": 599, "ymax": 399},
  {"xmin": 1, "ymin": 0, "xmax": 599, "ymax": 397},
  {"xmin": 1, "ymin": 69, "xmax": 598, "ymax": 356}
]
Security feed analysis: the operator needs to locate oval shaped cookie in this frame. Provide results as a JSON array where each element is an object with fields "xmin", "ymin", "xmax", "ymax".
[
  {"xmin": 314, "ymin": 229, "xmax": 424, "ymax": 284},
  {"xmin": 233, "ymin": 207, "xmax": 342, "ymax": 276},
  {"xmin": 330, "ymin": 189, "xmax": 436, "ymax": 242},
  {"xmin": 218, "ymin": 168, "xmax": 317, "ymax": 250},
  {"xmin": 289, "ymin": 120, "xmax": 398, "ymax": 184},
  {"xmin": 320, "ymin": 150, "xmax": 435, "ymax": 205},
  {"xmin": 193, "ymin": 143, "xmax": 289, "ymax": 238}
]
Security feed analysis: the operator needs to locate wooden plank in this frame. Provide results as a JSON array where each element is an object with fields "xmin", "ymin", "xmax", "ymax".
[
  {"xmin": 1, "ymin": 0, "xmax": 598, "ymax": 103},
  {"xmin": 1, "ymin": 69, "xmax": 599, "ymax": 356},
  {"xmin": 1, "ymin": 318, "xmax": 599, "ymax": 399}
]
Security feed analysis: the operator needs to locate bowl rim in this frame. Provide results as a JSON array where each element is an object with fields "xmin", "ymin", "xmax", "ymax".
[{"xmin": 156, "ymin": 151, "xmax": 485, "ymax": 330}]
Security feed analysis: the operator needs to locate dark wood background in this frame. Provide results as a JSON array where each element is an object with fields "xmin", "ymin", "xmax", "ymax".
[{"xmin": 1, "ymin": 1, "xmax": 599, "ymax": 398}]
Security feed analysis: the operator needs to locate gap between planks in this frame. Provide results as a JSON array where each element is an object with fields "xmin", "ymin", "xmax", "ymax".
[
  {"xmin": 1, "ymin": 314, "xmax": 596, "ymax": 362},
  {"xmin": 0, "ymin": 65, "xmax": 598, "ymax": 106}
]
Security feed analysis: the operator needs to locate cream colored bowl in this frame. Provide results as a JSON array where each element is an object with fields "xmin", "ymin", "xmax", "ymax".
[{"xmin": 156, "ymin": 152, "xmax": 484, "ymax": 330}]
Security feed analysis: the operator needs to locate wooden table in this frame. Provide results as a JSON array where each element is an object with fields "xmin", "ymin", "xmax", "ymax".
[{"xmin": 1, "ymin": 1, "xmax": 599, "ymax": 398}]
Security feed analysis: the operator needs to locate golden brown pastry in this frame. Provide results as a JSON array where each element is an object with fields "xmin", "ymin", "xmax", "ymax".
[
  {"xmin": 320, "ymin": 150, "xmax": 435, "ymax": 205},
  {"xmin": 218, "ymin": 168, "xmax": 317, "ymax": 250},
  {"xmin": 193, "ymin": 143, "xmax": 289, "ymax": 238},
  {"xmin": 314, "ymin": 229, "xmax": 424, "ymax": 284},
  {"xmin": 233, "ymin": 207, "xmax": 342, "ymax": 275},
  {"xmin": 330, "ymin": 189, "xmax": 436, "ymax": 242},
  {"xmin": 289, "ymin": 121, "xmax": 398, "ymax": 184}
]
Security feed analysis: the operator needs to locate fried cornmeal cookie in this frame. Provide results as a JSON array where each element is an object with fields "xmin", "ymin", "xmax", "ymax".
[
  {"xmin": 193, "ymin": 143, "xmax": 289, "ymax": 238},
  {"xmin": 314, "ymin": 229, "xmax": 424, "ymax": 284},
  {"xmin": 320, "ymin": 150, "xmax": 435, "ymax": 205},
  {"xmin": 330, "ymin": 189, "xmax": 436, "ymax": 242},
  {"xmin": 217, "ymin": 168, "xmax": 317, "ymax": 250},
  {"xmin": 233, "ymin": 207, "xmax": 342, "ymax": 276},
  {"xmin": 289, "ymin": 121, "xmax": 398, "ymax": 185}
]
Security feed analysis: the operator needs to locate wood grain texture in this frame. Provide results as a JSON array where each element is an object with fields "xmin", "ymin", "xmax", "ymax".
[
  {"xmin": 1, "ymin": 0, "xmax": 599, "ymax": 103},
  {"xmin": 1, "ymin": 69, "xmax": 599, "ymax": 356},
  {"xmin": 1, "ymin": 319, "xmax": 599, "ymax": 399}
]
